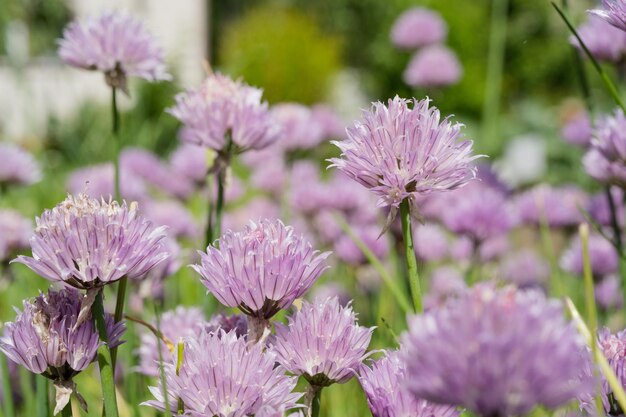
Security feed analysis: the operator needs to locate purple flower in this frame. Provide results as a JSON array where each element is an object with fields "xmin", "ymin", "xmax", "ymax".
[
  {"xmin": 595, "ymin": 274, "xmax": 623, "ymax": 310},
  {"xmin": 0, "ymin": 209, "xmax": 32, "ymax": 261},
  {"xmin": 589, "ymin": 0, "xmax": 626, "ymax": 33},
  {"xmin": 359, "ymin": 350, "xmax": 460, "ymax": 417},
  {"xmin": 572, "ymin": 15, "xmax": 626, "ymax": 62},
  {"xmin": 403, "ymin": 45, "xmax": 462, "ymax": 88},
  {"xmin": 0, "ymin": 143, "xmax": 41, "ymax": 187},
  {"xmin": 561, "ymin": 110, "xmax": 593, "ymax": 147},
  {"xmin": 560, "ymin": 233, "xmax": 619, "ymax": 278},
  {"xmin": 329, "ymin": 97, "xmax": 481, "ymax": 224},
  {"xmin": 13, "ymin": 194, "xmax": 170, "ymax": 291},
  {"xmin": 424, "ymin": 266, "xmax": 466, "ymax": 310},
  {"xmin": 401, "ymin": 285, "xmax": 590, "ymax": 417},
  {"xmin": 311, "ymin": 104, "xmax": 346, "ymax": 139},
  {"xmin": 169, "ymin": 73, "xmax": 281, "ymax": 153},
  {"xmin": 271, "ymin": 103, "xmax": 327, "ymax": 151},
  {"xmin": 0, "ymin": 288, "xmax": 124, "ymax": 414},
  {"xmin": 390, "ymin": 7, "xmax": 448, "ymax": 49},
  {"xmin": 587, "ymin": 187, "xmax": 625, "ymax": 227},
  {"xmin": 334, "ymin": 224, "xmax": 390, "ymax": 265},
  {"xmin": 584, "ymin": 108, "xmax": 626, "ymax": 187},
  {"xmin": 169, "ymin": 143, "xmax": 209, "ymax": 186},
  {"xmin": 498, "ymin": 249, "xmax": 550, "ymax": 289},
  {"xmin": 222, "ymin": 198, "xmax": 280, "ymax": 232},
  {"xmin": 58, "ymin": 12, "xmax": 170, "ymax": 91},
  {"xmin": 414, "ymin": 224, "xmax": 449, "ymax": 262},
  {"xmin": 144, "ymin": 330, "xmax": 302, "ymax": 417},
  {"xmin": 142, "ymin": 199, "xmax": 198, "ymax": 240},
  {"xmin": 67, "ymin": 163, "xmax": 148, "ymax": 202},
  {"xmin": 192, "ymin": 219, "xmax": 330, "ymax": 319},
  {"xmin": 310, "ymin": 283, "xmax": 351, "ymax": 307},
  {"xmin": 272, "ymin": 297, "xmax": 374, "ymax": 386},
  {"xmin": 515, "ymin": 184, "xmax": 587, "ymax": 228}
]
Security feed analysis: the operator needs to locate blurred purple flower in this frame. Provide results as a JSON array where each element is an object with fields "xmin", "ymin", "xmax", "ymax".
[
  {"xmin": 595, "ymin": 274, "xmax": 623, "ymax": 310},
  {"xmin": 0, "ymin": 143, "xmax": 41, "ymax": 187},
  {"xmin": 58, "ymin": 11, "xmax": 170, "ymax": 91},
  {"xmin": 67, "ymin": 163, "xmax": 148, "ymax": 202},
  {"xmin": 414, "ymin": 224, "xmax": 449, "ymax": 262},
  {"xmin": 142, "ymin": 199, "xmax": 198, "ymax": 240},
  {"xmin": 192, "ymin": 219, "xmax": 330, "ymax": 319},
  {"xmin": 561, "ymin": 110, "xmax": 593, "ymax": 147},
  {"xmin": 311, "ymin": 104, "xmax": 346, "ymax": 139},
  {"xmin": 222, "ymin": 198, "xmax": 280, "ymax": 232},
  {"xmin": 584, "ymin": 108, "xmax": 626, "ymax": 187},
  {"xmin": 169, "ymin": 73, "xmax": 280, "ymax": 153},
  {"xmin": 310, "ymin": 283, "xmax": 351, "ymax": 307},
  {"xmin": 424, "ymin": 266, "xmax": 466, "ymax": 310},
  {"xmin": 515, "ymin": 184, "xmax": 587, "ymax": 228},
  {"xmin": 560, "ymin": 233, "xmax": 618, "ymax": 278},
  {"xmin": 390, "ymin": 7, "xmax": 447, "ymax": 49},
  {"xmin": 359, "ymin": 350, "xmax": 460, "ymax": 417},
  {"xmin": 499, "ymin": 249, "xmax": 549, "ymax": 289},
  {"xmin": 144, "ymin": 330, "xmax": 301, "ymax": 417},
  {"xmin": 334, "ymin": 224, "xmax": 390, "ymax": 265},
  {"xmin": 169, "ymin": 143, "xmax": 209, "ymax": 186},
  {"xmin": 272, "ymin": 103, "xmax": 327, "ymax": 151},
  {"xmin": 0, "ymin": 209, "xmax": 32, "ymax": 261},
  {"xmin": 401, "ymin": 285, "xmax": 591, "ymax": 417},
  {"xmin": 587, "ymin": 187, "xmax": 624, "ymax": 228},
  {"xmin": 589, "ymin": 0, "xmax": 626, "ymax": 33},
  {"xmin": 272, "ymin": 297, "xmax": 373, "ymax": 386},
  {"xmin": 13, "ymin": 194, "xmax": 170, "ymax": 291},
  {"xmin": 403, "ymin": 45, "xmax": 462, "ymax": 88},
  {"xmin": 572, "ymin": 15, "xmax": 626, "ymax": 62},
  {"xmin": 329, "ymin": 97, "xmax": 481, "ymax": 225}
]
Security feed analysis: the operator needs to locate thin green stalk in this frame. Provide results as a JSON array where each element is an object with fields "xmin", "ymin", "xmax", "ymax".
[
  {"xmin": 204, "ymin": 174, "xmax": 214, "ymax": 249},
  {"xmin": 306, "ymin": 385, "xmax": 323, "ymax": 417},
  {"xmin": 60, "ymin": 402, "xmax": 73, "ymax": 417},
  {"xmin": 176, "ymin": 342, "xmax": 185, "ymax": 414},
  {"xmin": 552, "ymin": 2, "xmax": 626, "ymax": 113},
  {"xmin": 19, "ymin": 368, "xmax": 36, "ymax": 417},
  {"xmin": 481, "ymin": 0, "xmax": 509, "ymax": 153},
  {"xmin": 1, "ymin": 354, "xmax": 15, "ymax": 417},
  {"xmin": 605, "ymin": 188, "xmax": 626, "ymax": 303},
  {"xmin": 110, "ymin": 276, "xmax": 127, "ymax": 368},
  {"xmin": 400, "ymin": 199, "xmax": 422, "ymax": 313},
  {"xmin": 155, "ymin": 305, "xmax": 172, "ymax": 417},
  {"xmin": 92, "ymin": 290, "xmax": 119, "ymax": 417},
  {"xmin": 214, "ymin": 169, "xmax": 226, "ymax": 247},
  {"xmin": 36, "ymin": 375, "xmax": 49, "ymax": 417}
]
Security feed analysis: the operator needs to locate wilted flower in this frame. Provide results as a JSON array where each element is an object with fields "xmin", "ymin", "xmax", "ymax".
[
  {"xmin": 169, "ymin": 73, "xmax": 281, "ymax": 155},
  {"xmin": 403, "ymin": 45, "xmax": 462, "ymax": 88},
  {"xmin": 359, "ymin": 350, "xmax": 460, "ymax": 417},
  {"xmin": 589, "ymin": 0, "xmax": 626, "ymax": 33},
  {"xmin": 329, "ymin": 97, "xmax": 481, "ymax": 225},
  {"xmin": 402, "ymin": 285, "xmax": 590, "ymax": 417},
  {"xmin": 515, "ymin": 184, "xmax": 587, "ymax": 228},
  {"xmin": 0, "ymin": 288, "xmax": 124, "ymax": 414},
  {"xmin": 560, "ymin": 233, "xmax": 618, "ymax": 279},
  {"xmin": 0, "ymin": 143, "xmax": 41, "ymax": 188},
  {"xmin": 272, "ymin": 297, "xmax": 374, "ymax": 387},
  {"xmin": 144, "ymin": 330, "xmax": 301, "ymax": 417},
  {"xmin": 0, "ymin": 209, "xmax": 32, "ymax": 262},
  {"xmin": 192, "ymin": 219, "xmax": 330, "ymax": 320},
  {"xmin": 499, "ymin": 249, "xmax": 550, "ymax": 289},
  {"xmin": 390, "ymin": 7, "xmax": 447, "ymax": 49},
  {"xmin": 584, "ymin": 108, "xmax": 626, "ymax": 187},
  {"xmin": 572, "ymin": 15, "xmax": 626, "ymax": 62},
  {"xmin": 58, "ymin": 11, "xmax": 170, "ymax": 91}
]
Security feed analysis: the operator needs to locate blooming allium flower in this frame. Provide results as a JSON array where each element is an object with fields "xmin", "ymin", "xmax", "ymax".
[
  {"xmin": 572, "ymin": 15, "xmax": 626, "ymax": 62},
  {"xmin": 414, "ymin": 223, "xmax": 449, "ymax": 262},
  {"xmin": 403, "ymin": 46, "xmax": 462, "ymax": 88},
  {"xmin": 424, "ymin": 266, "xmax": 466, "ymax": 310},
  {"xmin": 561, "ymin": 110, "xmax": 593, "ymax": 147},
  {"xmin": 58, "ymin": 11, "xmax": 170, "ymax": 91},
  {"xmin": 271, "ymin": 103, "xmax": 327, "ymax": 151},
  {"xmin": 498, "ymin": 249, "xmax": 549, "ymax": 289},
  {"xmin": 584, "ymin": 108, "xmax": 626, "ymax": 187},
  {"xmin": 169, "ymin": 143, "xmax": 209, "ymax": 186},
  {"xmin": 589, "ymin": 0, "xmax": 626, "ymax": 33},
  {"xmin": 587, "ymin": 187, "xmax": 624, "ymax": 227},
  {"xmin": 13, "ymin": 194, "xmax": 170, "ymax": 292},
  {"xmin": 272, "ymin": 297, "xmax": 374, "ymax": 387},
  {"xmin": 169, "ymin": 73, "xmax": 281, "ymax": 154},
  {"xmin": 0, "ymin": 209, "xmax": 32, "ymax": 261},
  {"xmin": 560, "ymin": 233, "xmax": 619, "ymax": 278},
  {"xmin": 359, "ymin": 350, "xmax": 460, "ymax": 417},
  {"xmin": 0, "ymin": 143, "xmax": 41, "ymax": 187},
  {"xmin": 595, "ymin": 274, "xmax": 623, "ymax": 310},
  {"xmin": 515, "ymin": 184, "xmax": 587, "ymax": 228},
  {"xmin": 142, "ymin": 199, "xmax": 198, "ymax": 240},
  {"xmin": 192, "ymin": 219, "xmax": 330, "ymax": 319},
  {"xmin": 144, "ymin": 330, "xmax": 302, "ymax": 417},
  {"xmin": 390, "ymin": 7, "xmax": 447, "ymax": 49},
  {"xmin": 329, "ymin": 97, "xmax": 481, "ymax": 224},
  {"xmin": 401, "ymin": 285, "xmax": 590, "ymax": 417},
  {"xmin": 311, "ymin": 104, "xmax": 346, "ymax": 139},
  {"xmin": 0, "ymin": 288, "xmax": 124, "ymax": 414}
]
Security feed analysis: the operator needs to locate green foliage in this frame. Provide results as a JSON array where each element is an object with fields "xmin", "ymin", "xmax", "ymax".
[{"xmin": 219, "ymin": 5, "xmax": 342, "ymax": 104}]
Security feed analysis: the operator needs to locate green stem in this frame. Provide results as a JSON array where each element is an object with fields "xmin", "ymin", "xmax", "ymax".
[
  {"xmin": 92, "ymin": 290, "xmax": 119, "ymax": 417},
  {"xmin": 552, "ymin": 2, "xmax": 626, "ymax": 113},
  {"xmin": 154, "ymin": 305, "xmax": 172, "ymax": 417},
  {"xmin": 110, "ymin": 276, "xmax": 127, "ymax": 368},
  {"xmin": 214, "ymin": 170, "xmax": 226, "ymax": 247},
  {"xmin": 399, "ymin": 199, "xmax": 422, "ymax": 313},
  {"xmin": 60, "ymin": 402, "xmax": 73, "ymax": 417},
  {"xmin": 1, "ymin": 354, "xmax": 15, "ymax": 417},
  {"xmin": 204, "ymin": 174, "xmax": 214, "ymax": 249},
  {"xmin": 306, "ymin": 385, "xmax": 322, "ymax": 417},
  {"xmin": 111, "ymin": 86, "xmax": 120, "ymax": 201},
  {"xmin": 36, "ymin": 375, "xmax": 49, "ymax": 417}
]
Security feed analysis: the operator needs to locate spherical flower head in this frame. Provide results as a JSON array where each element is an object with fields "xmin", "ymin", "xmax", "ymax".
[
  {"xmin": 142, "ymin": 199, "xmax": 198, "ymax": 240},
  {"xmin": 169, "ymin": 143, "xmax": 209, "ymax": 185},
  {"xmin": 58, "ymin": 11, "xmax": 170, "ymax": 90},
  {"xmin": 272, "ymin": 103, "xmax": 327, "ymax": 151},
  {"xmin": 144, "ymin": 330, "xmax": 302, "ymax": 417},
  {"xmin": 169, "ymin": 73, "xmax": 281, "ymax": 153},
  {"xmin": 13, "ymin": 194, "xmax": 170, "ymax": 290},
  {"xmin": 329, "ymin": 97, "xmax": 481, "ymax": 225},
  {"xmin": 272, "ymin": 297, "xmax": 374, "ymax": 387},
  {"xmin": 192, "ymin": 219, "xmax": 331, "ymax": 319},
  {"xmin": 572, "ymin": 15, "xmax": 626, "ymax": 62},
  {"xmin": 515, "ymin": 184, "xmax": 587, "ymax": 228},
  {"xmin": 414, "ymin": 223, "xmax": 449, "ymax": 262},
  {"xmin": 390, "ymin": 7, "xmax": 448, "ymax": 49},
  {"xmin": 498, "ymin": 249, "xmax": 549, "ymax": 289},
  {"xmin": 403, "ymin": 46, "xmax": 463, "ymax": 89},
  {"xmin": 401, "ymin": 285, "xmax": 590, "ymax": 417},
  {"xmin": 584, "ymin": 108, "xmax": 626, "ymax": 187},
  {"xmin": 589, "ymin": 0, "xmax": 626, "ymax": 33},
  {"xmin": 359, "ymin": 350, "xmax": 460, "ymax": 417},
  {"xmin": 560, "ymin": 233, "xmax": 619, "ymax": 278},
  {"xmin": 0, "ymin": 209, "xmax": 32, "ymax": 261},
  {"xmin": 561, "ymin": 110, "xmax": 593, "ymax": 147},
  {"xmin": 0, "ymin": 143, "xmax": 41, "ymax": 187}
]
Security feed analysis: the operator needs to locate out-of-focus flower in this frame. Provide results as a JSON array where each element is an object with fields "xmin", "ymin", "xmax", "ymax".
[
  {"xmin": 587, "ymin": 187, "xmax": 625, "ymax": 228},
  {"xmin": 403, "ymin": 45, "xmax": 462, "ymax": 88},
  {"xmin": 169, "ymin": 143, "xmax": 209, "ymax": 186},
  {"xmin": 0, "ymin": 143, "xmax": 41, "ymax": 187},
  {"xmin": 498, "ymin": 249, "xmax": 549, "ymax": 289},
  {"xmin": 595, "ymin": 274, "xmax": 623, "ymax": 310},
  {"xmin": 67, "ymin": 163, "xmax": 147, "ymax": 202},
  {"xmin": 0, "ymin": 289, "xmax": 124, "ymax": 414},
  {"xmin": 584, "ymin": 108, "xmax": 626, "ymax": 187},
  {"xmin": 311, "ymin": 104, "xmax": 346, "ymax": 139},
  {"xmin": 142, "ymin": 200, "xmax": 198, "ymax": 240},
  {"xmin": 402, "ymin": 285, "xmax": 591, "ymax": 417},
  {"xmin": 144, "ymin": 330, "xmax": 301, "ymax": 417},
  {"xmin": 192, "ymin": 219, "xmax": 330, "ymax": 319},
  {"xmin": 561, "ymin": 110, "xmax": 593, "ymax": 147},
  {"xmin": 390, "ymin": 7, "xmax": 447, "ymax": 49},
  {"xmin": 0, "ymin": 209, "xmax": 32, "ymax": 261},
  {"xmin": 359, "ymin": 350, "xmax": 460, "ymax": 417},
  {"xmin": 0, "ymin": 356, "xmax": 20, "ymax": 408},
  {"xmin": 572, "ymin": 15, "xmax": 626, "ymax": 62},
  {"xmin": 58, "ymin": 11, "xmax": 170, "ymax": 91},
  {"xmin": 334, "ymin": 224, "xmax": 389, "ymax": 265},
  {"xmin": 329, "ymin": 97, "xmax": 481, "ymax": 225},
  {"xmin": 169, "ymin": 73, "xmax": 280, "ymax": 154},
  {"xmin": 13, "ymin": 194, "xmax": 169, "ymax": 293},
  {"xmin": 589, "ymin": 0, "xmax": 626, "ymax": 33},
  {"xmin": 494, "ymin": 135, "xmax": 547, "ymax": 187},
  {"xmin": 310, "ymin": 283, "xmax": 351, "ymax": 307},
  {"xmin": 515, "ymin": 184, "xmax": 587, "ymax": 228},
  {"xmin": 413, "ymin": 223, "xmax": 449, "ymax": 262},
  {"xmin": 222, "ymin": 198, "xmax": 280, "ymax": 233},
  {"xmin": 272, "ymin": 103, "xmax": 327, "ymax": 151},
  {"xmin": 560, "ymin": 233, "xmax": 618, "ymax": 278},
  {"xmin": 273, "ymin": 298, "xmax": 373, "ymax": 387},
  {"xmin": 424, "ymin": 266, "xmax": 466, "ymax": 310}
]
